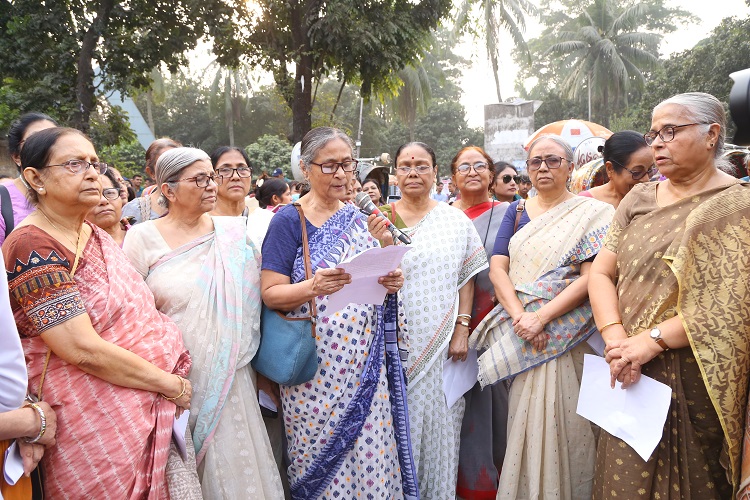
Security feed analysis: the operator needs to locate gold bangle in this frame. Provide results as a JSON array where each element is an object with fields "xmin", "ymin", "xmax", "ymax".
[
  {"xmin": 533, "ymin": 310, "xmax": 544, "ymax": 326},
  {"xmin": 161, "ymin": 375, "xmax": 186, "ymax": 401},
  {"xmin": 599, "ymin": 320, "xmax": 623, "ymax": 334}
]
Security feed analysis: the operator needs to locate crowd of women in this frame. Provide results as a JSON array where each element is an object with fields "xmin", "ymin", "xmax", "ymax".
[{"xmin": 0, "ymin": 90, "xmax": 748, "ymax": 500}]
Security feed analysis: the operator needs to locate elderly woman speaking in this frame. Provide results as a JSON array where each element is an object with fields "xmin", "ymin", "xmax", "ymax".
[
  {"xmin": 3, "ymin": 127, "xmax": 192, "ymax": 498},
  {"xmin": 260, "ymin": 127, "xmax": 415, "ymax": 499},
  {"xmin": 591, "ymin": 92, "xmax": 750, "ymax": 499},
  {"xmin": 123, "ymin": 147, "xmax": 283, "ymax": 499}
]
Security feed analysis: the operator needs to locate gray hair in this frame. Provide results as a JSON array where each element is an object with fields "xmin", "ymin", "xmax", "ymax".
[
  {"xmin": 527, "ymin": 134, "xmax": 574, "ymax": 161},
  {"xmin": 300, "ymin": 127, "xmax": 355, "ymax": 171},
  {"xmin": 155, "ymin": 147, "xmax": 211, "ymax": 208},
  {"xmin": 654, "ymin": 92, "xmax": 726, "ymax": 159}
]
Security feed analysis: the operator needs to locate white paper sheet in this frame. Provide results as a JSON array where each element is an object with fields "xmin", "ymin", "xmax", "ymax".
[
  {"xmin": 442, "ymin": 349, "xmax": 479, "ymax": 409},
  {"xmin": 258, "ymin": 390, "xmax": 278, "ymax": 412},
  {"xmin": 326, "ymin": 245, "xmax": 411, "ymax": 313},
  {"xmin": 3, "ymin": 440, "xmax": 23, "ymax": 486},
  {"xmin": 576, "ymin": 354, "xmax": 672, "ymax": 461},
  {"xmin": 172, "ymin": 410, "xmax": 190, "ymax": 462}
]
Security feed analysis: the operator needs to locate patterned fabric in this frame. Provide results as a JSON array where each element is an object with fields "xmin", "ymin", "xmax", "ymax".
[
  {"xmin": 7, "ymin": 250, "xmax": 86, "ymax": 333},
  {"xmin": 268, "ymin": 203, "xmax": 416, "ymax": 499},
  {"xmin": 456, "ymin": 201, "xmax": 510, "ymax": 500},
  {"xmin": 593, "ymin": 181, "xmax": 750, "ymax": 499},
  {"xmin": 3, "ymin": 223, "xmax": 190, "ymax": 499},
  {"xmin": 470, "ymin": 195, "xmax": 613, "ymax": 500},
  {"xmin": 385, "ymin": 201, "xmax": 488, "ymax": 500},
  {"xmin": 470, "ymin": 196, "xmax": 613, "ymax": 387},
  {"xmin": 125, "ymin": 216, "xmax": 284, "ymax": 499}
]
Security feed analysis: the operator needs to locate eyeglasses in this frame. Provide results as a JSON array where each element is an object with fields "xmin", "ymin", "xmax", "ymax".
[
  {"xmin": 46, "ymin": 159, "xmax": 108, "ymax": 175},
  {"xmin": 611, "ymin": 160, "xmax": 657, "ymax": 181},
  {"xmin": 102, "ymin": 188, "xmax": 120, "ymax": 200},
  {"xmin": 396, "ymin": 165, "xmax": 433, "ymax": 175},
  {"xmin": 177, "ymin": 173, "xmax": 220, "ymax": 187},
  {"xmin": 309, "ymin": 160, "xmax": 358, "ymax": 174},
  {"xmin": 643, "ymin": 123, "xmax": 704, "ymax": 146},
  {"xmin": 216, "ymin": 166, "xmax": 252, "ymax": 179},
  {"xmin": 525, "ymin": 155, "xmax": 567, "ymax": 171},
  {"xmin": 500, "ymin": 174, "xmax": 521, "ymax": 184},
  {"xmin": 456, "ymin": 162, "xmax": 489, "ymax": 175}
]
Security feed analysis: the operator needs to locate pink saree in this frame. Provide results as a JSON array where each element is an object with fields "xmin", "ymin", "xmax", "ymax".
[{"xmin": 3, "ymin": 223, "xmax": 190, "ymax": 499}]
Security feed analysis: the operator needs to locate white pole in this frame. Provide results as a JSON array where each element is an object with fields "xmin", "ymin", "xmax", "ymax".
[{"xmin": 356, "ymin": 97, "xmax": 364, "ymax": 158}]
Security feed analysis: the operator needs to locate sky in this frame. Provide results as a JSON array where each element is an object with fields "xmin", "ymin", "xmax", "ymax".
[{"xmin": 459, "ymin": 0, "xmax": 750, "ymax": 127}]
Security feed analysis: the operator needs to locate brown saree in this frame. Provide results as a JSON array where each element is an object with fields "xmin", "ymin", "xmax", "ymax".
[{"xmin": 592, "ymin": 181, "xmax": 750, "ymax": 499}]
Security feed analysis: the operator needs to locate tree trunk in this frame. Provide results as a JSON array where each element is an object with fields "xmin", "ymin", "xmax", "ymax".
[
  {"xmin": 491, "ymin": 54, "xmax": 503, "ymax": 103},
  {"xmin": 290, "ymin": 1, "xmax": 314, "ymax": 143},
  {"xmin": 73, "ymin": 0, "xmax": 116, "ymax": 133},
  {"xmin": 329, "ymin": 78, "xmax": 346, "ymax": 122}
]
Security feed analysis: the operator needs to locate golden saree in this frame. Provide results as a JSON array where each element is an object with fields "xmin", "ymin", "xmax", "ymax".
[{"xmin": 593, "ymin": 181, "xmax": 750, "ymax": 499}]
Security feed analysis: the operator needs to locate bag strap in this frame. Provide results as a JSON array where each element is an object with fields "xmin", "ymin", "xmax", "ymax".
[
  {"xmin": 388, "ymin": 202, "xmax": 397, "ymax": 224},
  {"xmin": 293, "ymin": 203, "xmax": 317, "ymax": 337},
  {"xmin": 513, "ymin": 199, "xmax": 526, "ymax": 234},
  {"xmin": 0, "ymin": 184, "xmax": 14, "ymax": 237},
  {"xmin": 37, "ymin": 225, "xmax": 86, "ymax": 401}
]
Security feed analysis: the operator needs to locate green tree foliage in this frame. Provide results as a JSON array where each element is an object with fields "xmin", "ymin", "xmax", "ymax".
[
  {"xmin": 615, "ymin": 16, "xmax": 750, "ymax": 140},
  {"xmin": 98, "ymin": 139, "xmax": 147, "ymax": 179},
  {"xmin": 516, "ymin": 0, "xmax": 693, "ymax": 126},
  {"xmin": 229, "ymin": 0, "xmax": 453, "ymax": 143},
  {"xmin": 245, "ymin": 135, "xmax": 293, "ymax": 177},
  {"xmin": 0, "ymin": 0, "xmax": 243, "ymax": 132},
  {"xmin": 454, "ymin": 0, "xmax": 537, "ymax": 102}
]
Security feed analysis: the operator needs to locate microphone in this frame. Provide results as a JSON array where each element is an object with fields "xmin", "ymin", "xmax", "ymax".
[{"xmin": 354, "ymin": 192, "xmax": 412, "ymax": 245}]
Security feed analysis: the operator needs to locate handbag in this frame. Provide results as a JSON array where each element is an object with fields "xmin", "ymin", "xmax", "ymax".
[{"xmin": 252, "ymin": 203, "xmax": 318, "ymax": 386}]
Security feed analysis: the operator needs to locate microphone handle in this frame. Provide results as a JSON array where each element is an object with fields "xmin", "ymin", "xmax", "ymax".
[{"xmin": 387, "ymin": 223, "xmax": 412, "ymax": 245}]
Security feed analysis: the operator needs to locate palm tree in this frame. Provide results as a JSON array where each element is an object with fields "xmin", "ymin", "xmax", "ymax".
[
  {"xmin": 454, "ymin": 0, "xmax": 537, "ymax": 103},
  {"xmin": 204, "ymin": 60, "xmax": 255, "ymax": 146},
  {"xmin": 546, "ymin": 0, "xmax": 661, "ymax": 126},
  {"xmin": 389, "ymin": 61, "xmax": 434, "ymax": 141}
]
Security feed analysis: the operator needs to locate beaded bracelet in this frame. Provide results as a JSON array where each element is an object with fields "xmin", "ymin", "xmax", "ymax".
[
  {"xmin": 161, "ymin": 375, "xmax": 187, "ymax": 401},
  {"xmin": 24, "ymin": 402, "xmax": 46, "ymax": 444}
]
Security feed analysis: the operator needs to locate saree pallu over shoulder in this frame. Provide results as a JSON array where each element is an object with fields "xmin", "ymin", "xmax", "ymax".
[
  {"xmin": 470, "ymin": 197, "xmax": 613, "ymax": 387},
  {"xmin": 147, "ymin": 216, "xmax": 261, "ymax": 465},
  {"xmin": 396, "ymin": 203, "xmax": 488, "ymax": 386},
  {"xmin": 660, "ymin": 183, "xmax": 750, "ymax": 497},
  {"xmin": 5, "ymin": 224, "xmax": 189, "ymax": 499},
  {"xmin": 281, "ymin": 204, "xmax": 417, "ymax": 499}
]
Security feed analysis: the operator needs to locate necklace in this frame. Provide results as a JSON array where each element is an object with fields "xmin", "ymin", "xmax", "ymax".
[{"xmin": 37, "ymin": 209, "xmax": 81, "ymax": 249}]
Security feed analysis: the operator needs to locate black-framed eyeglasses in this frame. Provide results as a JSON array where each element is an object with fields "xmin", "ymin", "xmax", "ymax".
[
  {"xmin": 456, "ymin": 162, "xmax": 489, "ymax": 175},
  {"xmin": 102, "ymin": 188, "xmax": 120, "ymax": 200},
  {"xmin": 216, "ymin": 166, "xmax": 252, "ymax": 179},
  {"xmin": 643, "ymin": 123, "xmax": 704, "ymax": 146},
  {"xmin": 46, "ymin": 159, "xmax": 108, "ymax": 175},
  {"xmin": 309, "ymin": 159, "xmax": 358, "ymax": 174},
  {"xmin": 177, "ymin": 173, "xmax": 220, "ymax": 187},
  {"xmin": 525, "ymin": 155, "xmax": 567, "ymax": 171},
  {"xmin": 395, "ymin": 165, "xmax": 433, "ymax": 175},
  {"xmin": 500, "ymin": 174, "xmax": 521, "ymax": 184}
]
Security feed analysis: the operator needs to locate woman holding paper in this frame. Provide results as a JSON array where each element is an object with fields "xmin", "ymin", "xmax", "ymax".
[
  {"xmin": 591, "ymin": 92, "xmax": 750, "ymax": 499},
  {"xmin": 260, "ymin": 126, "xmax": 416, "ymax": 499},
  {"xmin": 470, "ymin": 134, "xmax": 613, "ymax": 499},
  {"xmin": 448, "ymin": 146, "xmax": 511, "ymax": 500},
  {"xmin": 123, "ymin": 147, "xmax": 283, "ymax": 499},
  {"xmin": 379, "ymin": 142, "xmax": 488, "ymax": 499}
]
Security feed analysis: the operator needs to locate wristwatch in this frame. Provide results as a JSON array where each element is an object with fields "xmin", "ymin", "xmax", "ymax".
[{"xmin": 649, "ymin": 327, "xmax": 669, "ymax": 351}]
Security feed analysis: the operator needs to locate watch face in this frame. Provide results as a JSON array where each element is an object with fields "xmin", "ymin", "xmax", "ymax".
[{"xmin": 650, "ymin": 328, "xmax": 660, "ymax": 339}]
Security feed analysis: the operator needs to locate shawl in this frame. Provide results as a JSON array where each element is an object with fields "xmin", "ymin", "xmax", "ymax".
[
  {"xmin": 147, "ymin": 216, "xmax": 260, "ymax": 465},
  {"xmin": 470, "ymin": 196, "xmax": 613, "ymax": 387},
  {"xmin": 4, "ymin": 223, "xmax": 189, "ymax": 499},
  {"xmin": 663, "ymin": 183, "xmax": 750, "ymax": 496}
]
